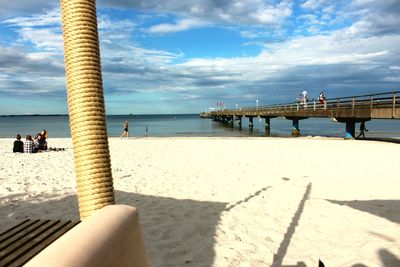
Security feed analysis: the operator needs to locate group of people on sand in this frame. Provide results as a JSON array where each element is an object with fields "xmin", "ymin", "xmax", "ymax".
[{"xmin": 13, "ymin": 130, "xmax": 48, "ymax": 153}]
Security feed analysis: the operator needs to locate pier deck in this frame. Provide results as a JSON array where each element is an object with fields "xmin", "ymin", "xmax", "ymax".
[{"xmin": 201, "ymin": 91, "xmax": 400, "ymax": 138}]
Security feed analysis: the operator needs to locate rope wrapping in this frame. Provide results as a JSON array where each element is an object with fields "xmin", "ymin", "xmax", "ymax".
[{"xmin": 60, "ymin": 0, "xmax": 115, "ymax": 219}]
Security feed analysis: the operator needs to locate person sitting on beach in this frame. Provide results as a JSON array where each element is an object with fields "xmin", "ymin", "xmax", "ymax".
[
  {"xmin": 40, "ymin": 130, "xmax": 48, "ymax": 150},
  {"xmin": 13, "ymin": 134, "xmax": 24, "ymax": 153},
  {"xmin": 24, "ymin": 135, "xmax": 34, "ymax": 153},
  {"xmin": 34, "ymin": 134, "xmax": 48, "ymax": 151},
  {"xmin": 40, "ymin": 129, "xmax": 48, "ymax": 138}
]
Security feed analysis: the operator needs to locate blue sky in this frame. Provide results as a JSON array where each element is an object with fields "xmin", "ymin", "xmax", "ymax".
[{"xmin": 0, "ymin": 0, "xmax": 399, "ymax": 114}]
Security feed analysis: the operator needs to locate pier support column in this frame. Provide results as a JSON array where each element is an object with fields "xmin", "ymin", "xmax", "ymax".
[
  {"xmin": 249, "ymin": 117, "xmax": 254, "ymax": 128},
  {"xmin": 345, "ymin": 121, "xmax": 355, "ymax": 139},
  {"xmin": 238, "ymin": 117, "xmax": 242, "ymax": 128},
  {"xmin": 264, "ymin": 117, "xmax": 271, "ymax": 135},
  {"xmin": 292, "ymin": 119, "xmax": 300, "ymax": 136},
  {"xmin": 335, "ymin": 118, "xmax": 370, "ymax": 140},
  {"xmin": 284, "ymin": 116, "xmax": 308, "ymax": 137}
]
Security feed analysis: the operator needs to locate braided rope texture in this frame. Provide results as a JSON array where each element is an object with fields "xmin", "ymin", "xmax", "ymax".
[{"xmin": 60, "ymin": 0, "xmax": 115, "ymax": 219}]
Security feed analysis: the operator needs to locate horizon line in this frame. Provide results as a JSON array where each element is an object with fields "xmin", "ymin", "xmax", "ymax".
[{"xmin": 0, "ymin": 113, "xmax": 200, "ymax": 117}]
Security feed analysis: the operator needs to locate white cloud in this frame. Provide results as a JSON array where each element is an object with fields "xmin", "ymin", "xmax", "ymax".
[
  {"xmin": 0, "ymin": 1, "xmax": 57, "ymax": 19},
  {"xmin": 301, "ymin": 0, "xmax": 328, "ymax": 10},
  {"xmin": 173, "ymin": 27, "xmax": 400, "ymax": 91},
  {"xmin": 297, "ymin": 14, "xmax": 318, "ymax": 21},
  {"xmin": 348, "ymin": 0, "xmax": 400, "ymax": 36},
  {"xmin": 17, "ymin": 27, "xmax": 63, "ymax": 51},
  {"xmin": 99, "ymin": 0, "xmax": 293, "ymax": 28},
  {"xmin": 383, "ymin": 76, "xmax": 400, "ymax": 82},
  {"xmin": 249, "ymin": 0, "xmax": 292, "ymax": 24},
  {"xmin": 1, "ymin": 1, "xmax": 400, "ymax": 109},
  {"xmin": 98, "ymin": 15, "xmax": 136, "ymax": 31},
  {"xmin": 148, "ymin": 18, "xmax": 209, "ymax": 34},
  {"xmin": 322, "ymin": 5, "xmax": 336, "ymax": 14},
  {"xmin": 2, "ymin": 8, "xmax": 63, "ymax": 51},
  {"xmin": 2, "ymin": 8, "xmax": 60, "ymax": 27}
]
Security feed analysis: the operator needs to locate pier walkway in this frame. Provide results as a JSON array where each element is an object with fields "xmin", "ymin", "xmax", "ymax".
[{"xmin": 200, "ymin": 91, "xmax": 400, "ymax": 138}]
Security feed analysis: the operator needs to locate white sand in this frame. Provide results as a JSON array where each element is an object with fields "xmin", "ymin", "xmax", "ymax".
[{"xmin": 1, "ymin": 137, "xmax": 399, "ymax": 266}]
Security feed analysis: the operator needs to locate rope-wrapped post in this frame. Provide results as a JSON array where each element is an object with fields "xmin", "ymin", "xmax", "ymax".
[{"xmin": 60, "ymin": 0, "xmax": 115, "ymax": 219}]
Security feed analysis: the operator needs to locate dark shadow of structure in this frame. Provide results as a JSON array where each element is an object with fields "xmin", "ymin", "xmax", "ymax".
[
  {"xmin": 350, "ymin": 249, "xmax": 400, "ymax": 267},
  {"xmin": 327, "ymin": 199, "xmax": 400, "ymax": 224},
  {"xmin": 0, "ymin": 190, "xmax": 227, "ymax": 267},
  {"xmin": 271, "ymin": 183, "xmax": 312, "ymax": 267},
  {"xmin": 225, "ymin": 186, "xmax": 271, "ymax": 211},
  {"xmin": 378, "ymin": 248, "xmax": 400, "ymax": 266}
]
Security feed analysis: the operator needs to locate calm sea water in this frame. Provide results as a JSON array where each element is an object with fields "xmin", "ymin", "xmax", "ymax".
[{"xmin": 0, "ymin": 114, "xmax": 399, "ymax": 139}]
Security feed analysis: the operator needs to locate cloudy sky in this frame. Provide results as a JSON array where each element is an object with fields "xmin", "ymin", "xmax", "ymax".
[{"xmin": 0, "ymin": 0, "xmax": 399, "ymax": 115}]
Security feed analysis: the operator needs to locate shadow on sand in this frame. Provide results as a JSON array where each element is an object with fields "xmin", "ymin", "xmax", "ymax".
[
  {"xmin": 271, "ymin": 183, "xmax": 312, "ymax": 267},
  {"xmin": 328, "ymin": 199, "xmax": 400, "ymax": 267},
  {"xmin": 351, "ymin": 249, "xmax": 400, "ymax": 267},
  {"xmin": 0, "ymin": 190, "xmax": 227, "ymax": 266},
  {"xmin": 327, "ymin": 199, "xmax": 400, "ymax": 224},
  {"xmin": 3, "ymin": 186, "xmax": 308, "ymax": 266}
]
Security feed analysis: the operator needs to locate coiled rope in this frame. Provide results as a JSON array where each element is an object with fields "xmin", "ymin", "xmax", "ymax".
[{"xmin": 60, "ymin": 0, "xmax": 115, "ymax": 219}]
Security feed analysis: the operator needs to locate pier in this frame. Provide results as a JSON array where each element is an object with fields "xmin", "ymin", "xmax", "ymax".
[{"xmin": 200, "ymin": 91, "xmax": 400, "ymax": 138}]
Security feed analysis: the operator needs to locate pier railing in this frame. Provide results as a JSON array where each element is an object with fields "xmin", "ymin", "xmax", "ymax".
[{"xmin": 202, "ymin": 91, "xmax": 400, "ymax": 119}]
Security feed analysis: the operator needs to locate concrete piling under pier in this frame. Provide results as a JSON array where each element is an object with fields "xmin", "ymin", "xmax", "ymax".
[
  {"xmin": 249, "ymin": 117, "xmax": 254, "ymax": 128},
  {"xmin": 335, "ymin": 118, "xmax": 372, "ymax": 139},
  {"xmin": 345, "ymin": 121, "xmax": 355, "ymax": 139},
  {"xmin": 264, "ymin": 117, "xmax": 271, "ymax": 135},
  {"xmin": 292, "ymin": 119, "xmax": 300, "ymax": 136}
]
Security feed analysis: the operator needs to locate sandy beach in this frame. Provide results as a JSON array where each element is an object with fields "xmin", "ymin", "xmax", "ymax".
[{"xmin": 1, "ymin": 137, "xmax": 399, "ymax": 266}]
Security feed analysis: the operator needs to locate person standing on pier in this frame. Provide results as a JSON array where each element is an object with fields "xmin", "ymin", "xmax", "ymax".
[
  {"xmin": 299, "ymin": 90, "xmax": 308, "ymax": 108},
  {"xmin": 357, "ymin": 121, "xmax": 368, "ymax": 138},
  {"xmin": 319, "ymin": 92, "xmax": 326, "ymax": 104},
  {"xmin": 120, "ymin": 120, "xmax": 129, "ymax": 138}
]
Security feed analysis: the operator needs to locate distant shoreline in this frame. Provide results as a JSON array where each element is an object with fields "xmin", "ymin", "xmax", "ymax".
[
  {"xmin": 0, "ymin": 114, "xmax": 198, "ymax": 117},
  {"xmin": 1, "ymin": 115, "xmax": 399, "ymax": 142},
  {"xmin": 0, "ymin": 114, "xmax": 68, "ymax": 117},
  {"xmin": 1, "ymin": 136, "xmax": 399, "ymax": 144}
]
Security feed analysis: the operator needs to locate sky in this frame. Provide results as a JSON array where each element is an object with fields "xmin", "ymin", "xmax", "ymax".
[{"xmin": 0, "ymin": 0, "xmax": 399, "ymax": 115}]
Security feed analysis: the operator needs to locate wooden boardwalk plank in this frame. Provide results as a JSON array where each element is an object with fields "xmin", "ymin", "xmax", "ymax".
[{"xmin": 0, "ymin": 220, "xmax": 79, "ymax": 267}]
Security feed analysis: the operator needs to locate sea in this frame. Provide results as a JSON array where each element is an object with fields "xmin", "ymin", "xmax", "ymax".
[{"xmin": 0, "ymin": 114, "xmax": 400, "ymax": 140}]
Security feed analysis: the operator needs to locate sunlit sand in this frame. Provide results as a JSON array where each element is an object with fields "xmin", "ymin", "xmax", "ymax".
[{"xmin": 1, "ymin": 137, "xmax": 399, "ymax": 266}]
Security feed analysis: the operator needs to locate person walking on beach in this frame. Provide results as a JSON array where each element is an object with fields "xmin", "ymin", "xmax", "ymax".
[
  {"xmin": 357, "ymin": 121, "xmax": 368, "ymax": 138},
  {"xmin": 145, "ymin": 125, "xmax": 148, "ymax": 137},
  {"xmin": 13, "ymin": 134, "xmax": 24, "ymax": 153},
  {"xmin": 24, "ymin": 135, "xmax": 34, "ymax": 153},
  {"xmin": 120, "ymin": 120, "xmax": 129, "ymax": 138}
]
